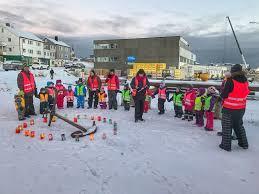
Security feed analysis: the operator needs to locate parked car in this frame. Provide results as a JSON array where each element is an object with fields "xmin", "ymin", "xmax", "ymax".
[
  {"xmin": 31, "ymin": 62, "xmax": 50, "ymax": 70},
  {"xmin": 64, "ymin": 63, "xmax": 74, "ymax": 69},
  {"xmin": 73, "ymin": 63, "xmax": 85, "ymax": 69},
  {"xmin": 3, "ymin": 61, "xmax": 23, "ymax": 71}
]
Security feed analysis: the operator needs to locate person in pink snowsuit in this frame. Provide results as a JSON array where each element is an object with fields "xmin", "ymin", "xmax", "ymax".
[
  {"xmin": 55, "ymin": 80, "xmax": 66, "ymax": 109},
  {"xmin": 183, "ymin": 86, "xmax": 196, "ymax": 121}
]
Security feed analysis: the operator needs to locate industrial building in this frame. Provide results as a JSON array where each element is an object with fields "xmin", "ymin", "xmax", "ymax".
[{"xmin": 93, "ymin": 36, "xmax": 196, "ymax": 75}]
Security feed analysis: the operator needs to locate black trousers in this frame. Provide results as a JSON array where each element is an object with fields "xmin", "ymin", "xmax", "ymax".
[
  {"xmin": 134, "ymin": 99, "xmax": 144, "ymax": 120},
  {"xmin": 24, "ymin": 93, "xmax": 35, "ymax": 116},
  {"xmin": 67, "ymin": 101, "xmax": 74, "ymax": 108},
  {"xmin": 88, "ymin": 91, "xmax": 99, "ymax": 108},
  {"xmin": 108, "ymin": 90, "xmax": 118, "ymax": 110},
  {"xmin": 174, "ymin": 105, "xmax": 183, "ymax": 117},
  {"xmin": 184, "ymin": 110, "xmax": 194, "ymax": 121},
  {"xmin": 40, "ymin": 102, "xmax": 48, "ymax": 114},
  {"xmin": 123, "ymin": 101, "xmax": 130, "ymax": 111},
  {"xmin": 158, "ymin": 98, "xmax": 166, "ymax": 113},
  {"xmin": 221, "ymin": 109, "xmax": 248, "ymax": 150}
]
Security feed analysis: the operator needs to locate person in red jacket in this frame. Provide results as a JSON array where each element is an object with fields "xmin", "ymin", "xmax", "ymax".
[
  {"xmin": 105, "ymin": 69, "xmax": 120, "ymax": 110},
  {"xmin": 17, "ymin": 63, "xmax": 37, "ymax": 118},
  {"xmin": 182, "ymin": 85, "xmax": 196, "ymax": 121},
  {"xmin": 219, "ymin": 64, "xmax": 250, "ymax": 152},
  {"xmin": 87, "ymin": 70, "xmax": 102, "ymax": 109},
  {"xmin": 66, "ymin": 85, "xmax": 74, "ymax": 108},
  {"xmin": 152, "ymin": 81, "xmax": 169, "ymax": 115},
  {"xmin": 55, "ymin": 80, "xmax": 66, "ymax": 109}
]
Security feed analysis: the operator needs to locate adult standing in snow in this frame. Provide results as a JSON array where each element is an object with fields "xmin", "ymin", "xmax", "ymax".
[
  {"xmin": 131, "ymin": 69, "xmax": 150, "ymax": 122},
  {"xmin": 219, "ymin": 64, "xmax": 250, "ymax": 151},
  {"xmin": 50, "ymin": 68, "xmax": 54, "ymax": 80},
  {"xmin": 87, "ymin": 69, "xmax": 102, "ymax": 109},
  {"xmin": 105, "ymin": 69, "xmax": 120, "ymax": 110},
  {"xmin": 17, "ymin": 63, "xmax": 37, "ymax": 118}
]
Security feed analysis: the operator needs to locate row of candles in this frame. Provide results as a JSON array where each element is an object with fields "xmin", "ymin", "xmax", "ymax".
[{"xmin": 73, "ymin": 115, "xmax": 113, "ymax": 125}]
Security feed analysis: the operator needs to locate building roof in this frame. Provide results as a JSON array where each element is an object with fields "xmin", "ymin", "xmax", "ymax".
[
  {"xmin": 45, "ymin": 37, "xmax": 70, "ymax": 48},
  {"xmin": 6, "ymin": 26, "xmax": 43, "ymax": 42}
]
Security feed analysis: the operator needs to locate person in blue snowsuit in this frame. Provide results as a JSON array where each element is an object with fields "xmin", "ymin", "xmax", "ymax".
[{"xmin": 74, "ymin": 79, "xmax": 87, "ymax": 109}]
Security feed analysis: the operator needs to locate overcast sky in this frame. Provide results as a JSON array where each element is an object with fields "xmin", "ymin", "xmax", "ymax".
[
  {"xmin": 0, "ymin": 0, "xmax": 259, "ymax": 37},
  {"xmin": 1, "ymin": 0, "xmax": 259, "ymax": 66}
]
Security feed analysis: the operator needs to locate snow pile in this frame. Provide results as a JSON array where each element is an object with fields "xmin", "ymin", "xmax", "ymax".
[{"xmin": 0, "ymin": 68, "xmax": 259, "ymax": 194}]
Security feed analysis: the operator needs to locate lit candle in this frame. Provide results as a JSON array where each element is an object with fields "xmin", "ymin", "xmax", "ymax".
[
  {"xmin": 15, "ymin": 127, "xmax": 21, "ymax": 134},
  {"xmin": 40, "ymin": 133, "xmax": 45, "ymax": 140},
  {"xmin": 89, "ymin": 133, "xmax": 94, "ymax": 141},
  {"xmin": 23, "ymin": 122, "xmax": 27, "ymax": 129},
  {"xmin": 30, "ymin": 131, "xmax": 35, "ymax": 138},
  {"xmin": 73, "ymin": 117, "xmax": 78, "ymax": 123}
]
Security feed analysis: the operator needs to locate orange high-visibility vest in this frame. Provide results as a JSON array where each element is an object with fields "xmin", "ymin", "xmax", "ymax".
[
  {"xmin": 107, "ymin": 76, "xmax": 117, "ymax": 91},
  {"xmin": 39, "ymin": 93, "xmax": 48, "ymax": 102},
  {"xmin": 88, "ymin": 76, "xmax": 99, "ymax": 90},
  {"xmin": 158, "ymin": 88, "xmax": 166, "ymax": 99},
  {"xmin": 223, "ymin": 80, "xmax": 250, "ymax": 109},
  {"xmin": 21, "ymin": 72, "xmax": 35, "ymax": 93},
  {"xmin": 66, "ymin": 91, "xmax": 74, "ymax": 102},
  {"xmin": 132, "ymin": 77, "xmax": 147, "ymax": 97},
  {"xmin": 98, "ymin": 92, "xmax": 107, "ymax": 103}
]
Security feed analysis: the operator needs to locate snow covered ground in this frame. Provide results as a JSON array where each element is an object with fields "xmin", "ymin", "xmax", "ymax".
[{"xmin": 0, "ymin": 68, "xmax": 259, "ymax": 194}]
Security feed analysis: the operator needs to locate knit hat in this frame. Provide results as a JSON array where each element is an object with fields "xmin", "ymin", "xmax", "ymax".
[
  {"xmin": 160, "ymin": 81, "xmax": 165, "ymax": 88},
  {"xmin": 56, "ymin": 80, "xmax": 62, "ymax": 84},
  {"xmin": 68, "ymin": 85, "xmax": 72, "ymax": 90},
  {"xmin": 198, "ymin": 88, "xmax": 206, "ymax": 96},
  {"xmin": 231, "ymin": 64, "xmax": 242, "ymax": 73},
  {"xmin": 47, "ymin": 81, "xmax": 54, "ymax": 87},
  {"xmin": 207, "ymin": 86, "xmax": 218, "ymax": 95}
]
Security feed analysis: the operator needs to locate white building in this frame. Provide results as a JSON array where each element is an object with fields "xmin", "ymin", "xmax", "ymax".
[{"xmin": 0, "ymin": 23, "xmax": 44, "ymax": 64}]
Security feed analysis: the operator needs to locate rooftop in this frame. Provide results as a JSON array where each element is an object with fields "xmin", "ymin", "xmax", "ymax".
[{"xmin": 45, "ymin": 37, "xmax": 70, "ymax": 48}]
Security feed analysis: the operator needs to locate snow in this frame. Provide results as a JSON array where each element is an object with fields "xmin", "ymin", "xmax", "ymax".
[{"xmin": 0, "ymin": 68, "xmax": 259, "ymax": 194}]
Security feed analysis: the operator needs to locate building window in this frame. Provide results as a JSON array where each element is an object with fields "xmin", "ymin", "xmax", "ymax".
[
  {"xmin": 44, "ymin": 52, "xmax": 46, "ymax": 56},
  {"xmin": 9, "ymin": 48, "xmax": 12, "ymax": 52},
  {"xmin": 22, "ymin": 39, "xmax": 26, "ymax": 43},
  {"xmin": 23, "ymin": 49, "xmax": 26, "ymax": 53},
  {"xmin": 37, "ymin": 51, "xmax": 41, "ymax": 55},
  {"xmin": 1, "ymin": 28, "xmax": 4, "ymax": 33},
  {"xmin": 28, "ymin": 40, "xmax": 33, "ymax": 45},
  {"xmin": 37, "ymin": 42, "xmax": 41, "ymax": 46},
  {"xmin": 29, "ymin": 49, "xmax": 33, "ymax": 54},
  {"xmin": 94, "ymin": 43, "xmax": 118, "ymax": 50},
  {"xmin": 8, "ymin": 38, "xmax": 11, "ymax": 42}
]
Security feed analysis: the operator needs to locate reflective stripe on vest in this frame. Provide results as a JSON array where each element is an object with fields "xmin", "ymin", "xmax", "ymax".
[
  {"xmin": 223, "ymin": 80, "xmax": 250, "ymax": 110},
  {"xmin": 66, "ymin": 91, "xmax": 74, "ymax": 102},
  {"xmin": 21, "ymin": 72, "xmax": 35, "ymax": 93},
  {"xmin": 158, "ymin": 88, "xmax": 166, "ymax": 100},
  {"xmin": 40, "ymin": 93, "xmax": 48, "ymax": 102},
  {"xmin": 132, "ymin": 77, "xmax": 147, "ymax": 97},
  {"xmin": 185, "ymin": 93, "xmax": 193, "ymax": 106},
  {"xmin": 88, "ymin": 76, "xmax": 99, "ymax": 90},
  {"xmin": 107, "ymin": 76, "xmax": 117, "ymax": 90}
]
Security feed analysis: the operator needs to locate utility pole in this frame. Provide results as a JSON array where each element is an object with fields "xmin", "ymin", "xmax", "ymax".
[{"xmin": 226, "ymin": 16, "xmax": 247, "ymax": 67}]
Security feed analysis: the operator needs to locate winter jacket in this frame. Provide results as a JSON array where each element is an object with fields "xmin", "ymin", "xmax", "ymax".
[
  {"xmin": 105, "ymin": 74, "xmax": 120, "ymax": 91},
  {"xmin": 130, "ymin": 75, "xmax": 150, "ymax": 100},
  {"xmin": 17, "ymin": 70, "xmax": 36, "ymax": 95},
  {"xmin": 15, "ymin": 95, "xmax": 25, "ymax": 110},
  {"xmin": 98, "ymin": 92, "xmax": 107, "ymax": 103},
  {"xmin": 204, "ymin": 94, "xmax": 217, "ymax": 112},
  {"xmin": 56, "ymin": 84, "xmax": 66, "ymax": 97},
  {"xmin": 87, "ymin": 75, "xmax": 102, "ymax": 91},
  {"xmin": 66, "ymin": 90, "xmax": 74, "ymax": 102},
  {"xmin": 169, "ymin": 92, "xmax": 183, "ymax": 106},
  {"xmin": 220, "ymin": 71, "xmax": 249, "ymax": 113},
  {"xmin": 183, "ymin": 90, "xmax": 196, "ymax": 111},
  {"xmin": 121, "ymin": 89, "xmax": 131, "ymax": 102}
]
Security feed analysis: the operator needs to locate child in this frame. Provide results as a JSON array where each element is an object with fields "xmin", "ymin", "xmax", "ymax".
[
  {"xmin": 194, "ymin": 88, "xmax": 206, "ymax": 127},
  {"xmin": 39, "ymin": 87, "xmax": 49, "ymax": 118},
  {"xmin": 183, "ymin": 85, "xmax": 196, "ymax": 121},
  {"xmin": 14, "ymin": 91, "xmax": 25, "ymax": 121},
  {"xmin": 46, "ymin": 81, "xmax": 56, "ymax": 112},
  {"xmin": 169, "ymin": 87, "xmax": 184, "ymax": 118},
  {"xmin": 121, "ymin": 83, "xmax": 131, "ymax": 111},
  {"xmin": 204, "ymin": 86, "xmax": 218, "ymax": 131},
  {"xmin": 66, "ymin": 85, "xmax": 74, "ymax": 108},
  {"xmin": 153, "ymin": 81, "xmax": 168, "ymax": 115},
  {"xmin": 98, "ymin": 87, "xmax": 107, "ymax": 109},
  {"xmin": 55, "ymin": 80, "xmax": 66, "ymax": 109},
  {"xmin": 144, "ymin": 89, "xmax": 152, "ymax": 113},
  {"xmin": 74, "ymin": 78, "xmax": 87, "ymax": 109}
]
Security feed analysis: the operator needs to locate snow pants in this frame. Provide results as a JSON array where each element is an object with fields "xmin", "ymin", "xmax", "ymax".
[
  {"xmin": 174, "ymin": 105, "xmax": 183, "ymax": 118},
  {"xmin": 134, "ymin": 98, "xmax": 144, "ymax": 120},
  {"xmin": 88, "ymin": 90, "xmax": 99, "ymax": 108},
  {"xmin": 144, "ymin": 101, "xmax": 149, "ymax": 113},
  {"xmin": 40, "ymin": 102, "xmax": 48, "ymax": 115},
  {"xmin": 123, "ymin": 101, "xmax": 130, "ymax": 111},
  {"xmin": 108, "ymin": 90, "xmax": 117, "ymax": 110},
  {"xmin": 220, "ymin": 109, "xmax": 248, "ymax": 151},
  {"xmin": 17, "ymin": 107, "xmax": 25, "ymax": 120},
  {"xmin": 205, "ymin": 111, "xmax": 214, "ymax": 131},
  {"xmin": 57, "ymin": 94, "xmax": 64, "ymax": 109},
  {"xmin": 24, "ymin": 93, "xmax": 35, "ymax": 116},
  {"xmin": 99, "ymin": 102, "xmax": 107, "ymax": 109},
  {"xmin": 195, "ymin": 110, "xmax": 204, "ymax": 126},
  {"xmin": 158, "ymin": 98, "xmax": 166, "ymax": 114},
  {"xmin": 183, "ymin": 110, "xmax": 194, "ymax": 121},
  {"xmin": 77, "ymin": 96, "xmax": 85, "ymax": 108},
  {"xmin": 67, "ymin": 101, "xmax": 74, "ymax": 108}
]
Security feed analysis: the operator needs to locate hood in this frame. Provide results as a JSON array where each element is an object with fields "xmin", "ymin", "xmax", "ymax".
[{"xmin": 231, "ymin": 71, "xmax": 247, "ymax": 83}]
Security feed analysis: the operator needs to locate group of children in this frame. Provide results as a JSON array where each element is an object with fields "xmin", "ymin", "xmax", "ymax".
[{"xmin": 15, "ymin": 78, "xmax": 219, "ymax": 131}]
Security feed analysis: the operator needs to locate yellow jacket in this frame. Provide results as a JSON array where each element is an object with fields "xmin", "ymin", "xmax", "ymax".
[
  {"xmin": 98, "ymin": 92, "xmax": 107, "ymax": 103},
  {"xmin": 15, "ymin": 96, "xmax": 25, "ymax": 110},
  {"xmin": 39, "ymin": 93, "xmax": 49, "ymax": 102}
]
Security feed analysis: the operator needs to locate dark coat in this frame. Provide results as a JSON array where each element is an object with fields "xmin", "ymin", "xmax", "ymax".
[
  {"xmin": 87, "ymin": 75, "xmax": 102, "ymax": 91},
  {"xmin": 130, "ymin": 76, "xmax": 150, "ymax": 100}
]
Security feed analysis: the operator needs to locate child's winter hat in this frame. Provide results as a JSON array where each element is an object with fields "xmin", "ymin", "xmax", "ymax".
[
  {"xmin": 207, "ymin": 86, "xmax": 218, "ymax": 94},
  {"xmin": 68, "ymin": 85, "xmax": 72, "ymax": 90},
  {"xmin": 160, "ymin": 81, "xmax": 166, "ymax": 88},
  {"xmin": 47, "ymin": 81, "xmax": 54, "ymax": 87},
  {"xmin": 56, "ymin": 80, "xmax": 62, "ymax": 84},
  {"xmin": 40, "ymin": 87, "xmax": 47, "ymax": 93},
  {"xmin": 198, "ymin": 88, "xmax": 206, "ymax": 95}
]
